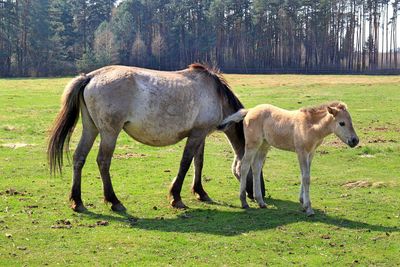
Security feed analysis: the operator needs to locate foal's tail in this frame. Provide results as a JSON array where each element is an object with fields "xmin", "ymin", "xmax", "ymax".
[
  {"xmin": 47, "ymin": 74, "xmax": 91, "ymax": 174},
  {"xmin": 217, "ymin": 109, "xmax": 248, "ymax": 131}
]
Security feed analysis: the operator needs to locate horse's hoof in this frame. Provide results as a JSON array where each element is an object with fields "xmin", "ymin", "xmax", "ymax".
[
  {"xmin": 111, "ymin": 203, "xmax": 127, "ymax": 212},
  {"xmin": 259, "ymin": 203, "xmax": 267, "ymax": 209},
  {"xmin": 72, "ymin": 203, "xmax": 86, "ymax": 213},
  {"xmin": 171, "ymin": 200, "xmax": 188, "ymax": 209},
  {"xmin": 197, "ymin": 194, "xmax": 213, "ymax": 203},
  {"xmin": 306, "ymin": 209, "xmax": 315, "ymax": 217},
  {"xmin": 242, "ymin": 204, "xmax": 250, "ymax": 209}
]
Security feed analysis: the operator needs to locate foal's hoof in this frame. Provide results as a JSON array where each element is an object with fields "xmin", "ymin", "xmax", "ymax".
[
  {"xmin": 242, "ymin": 203, "xmax": 250, "ymax": 209},
  {"xmin": 71, "ymin": 203, "xmax": 86, "ymax": 213},
  {"xmin": 171, "ymin": 199, "xmax": 188, "ymax": 209},
  {"xmin": 111, "ymin": 203, "xmax": 127, "ymax": 212}
]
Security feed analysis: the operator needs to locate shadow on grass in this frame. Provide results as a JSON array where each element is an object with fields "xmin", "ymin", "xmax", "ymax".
[{"xmin": 82, "ymin": 198, "xmax": 399, "ymax": 236}]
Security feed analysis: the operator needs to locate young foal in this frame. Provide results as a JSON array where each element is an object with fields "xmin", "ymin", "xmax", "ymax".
[{"xmin": 218, "ymin": 101, "xmax": 359, "ymax": 216}]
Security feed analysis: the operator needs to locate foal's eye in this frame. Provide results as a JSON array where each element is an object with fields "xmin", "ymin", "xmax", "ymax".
[{"xmin": 339, "ymin": 121, "xmax": 345, "ymax": 127}]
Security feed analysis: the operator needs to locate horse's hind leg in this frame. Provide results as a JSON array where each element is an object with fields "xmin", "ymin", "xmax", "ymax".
[
  {"xmin": 191, "ymin": 140, "xmax": 212, "ymax": 202},
  {"xmin": 71, "ymin": 108, "xmax": 98, "ymax": 212},
  {"xmin": 97, "ymin": 131, "xmax": 126, "ymax": 212},
  {"xmin": 170, "ymin": 132, "xmax": 207, "ymax": 209}
]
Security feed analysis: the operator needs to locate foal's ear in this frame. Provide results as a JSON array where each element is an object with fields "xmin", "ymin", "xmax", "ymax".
[{"xmin": 327, "ymin": 106, "xmax": 339, "ymax": 116}]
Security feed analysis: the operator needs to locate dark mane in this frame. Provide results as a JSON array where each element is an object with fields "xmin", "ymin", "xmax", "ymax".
[
  {"xmin": 189, "ymin": 63, "xmax": 244, "ymax": 112},
  {"xmin": 300, "ymin": 101, "xmax": 347, "ymax": 114}
]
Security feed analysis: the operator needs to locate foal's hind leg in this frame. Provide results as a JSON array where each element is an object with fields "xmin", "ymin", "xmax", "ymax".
[
  {"xmin": 191, "ymin": 140, "xmax": 212, "ymax": 202},
  {"xmin": 97, "ymin": 131, "xmax": 126, "ymax": 212},
  {"xmin": 70, "ymin": 108, "xmax": 98, "ymax": 212},
  {"xmin": 239, "ymin": 148, "xmax": 258, "ymax": 208},
  {"xmin": 251, "ymin": 148, "xmax": 268, "ymax": 208}
]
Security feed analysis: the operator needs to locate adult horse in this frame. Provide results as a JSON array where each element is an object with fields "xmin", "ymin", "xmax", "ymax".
[{"xmin": 48, "ymin": 63, "xmax": 265, "ymax": 212}]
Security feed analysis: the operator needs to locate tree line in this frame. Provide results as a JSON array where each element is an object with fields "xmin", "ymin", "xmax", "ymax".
[{"xmin": 0, "ymin": 0, "xmax": 399, "ymax": 77}]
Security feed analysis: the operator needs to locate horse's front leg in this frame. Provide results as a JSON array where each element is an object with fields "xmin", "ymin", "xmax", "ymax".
[
  {"xmin": 170, "ymin": 133, "xmax": 206, "ymax": 209},
  {"xmin": 297, "ymin": 151, "xmax": 314, "ymax": 216},
  {"xmin": 191, "ymin": 140, "xmax": 212, "ymax": 202}
]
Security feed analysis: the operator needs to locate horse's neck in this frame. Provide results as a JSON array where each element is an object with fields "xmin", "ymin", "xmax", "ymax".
[
  {"xmin": 309, "ymin": 113, "xmax": 334, "ymax": 139},
  {"xmin": 224, "ymin": 123, "xmax": 245, "ymax": 158}
]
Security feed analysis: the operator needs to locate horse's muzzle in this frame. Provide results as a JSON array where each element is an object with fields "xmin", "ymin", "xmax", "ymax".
[{"xmin": 348, "ymin": 136, "xmax": 359, "ymax": 148}]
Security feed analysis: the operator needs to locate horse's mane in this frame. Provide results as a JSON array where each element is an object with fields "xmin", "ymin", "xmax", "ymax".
[
  {"xmin": 189, "ymin": 63, "xmax": 245, "ymax": 144},
  {"xmin": 300, "ymin": 101, "xmax": 347, "ymax": 114},
  {"xmin": 189, "ymin": 63, "xmax": 244, "ymax": 111}
]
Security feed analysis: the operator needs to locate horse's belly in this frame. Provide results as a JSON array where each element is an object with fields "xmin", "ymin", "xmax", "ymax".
[{"xmin": 123, "ymin": 121, "xmax": 190, "ymax": 146}]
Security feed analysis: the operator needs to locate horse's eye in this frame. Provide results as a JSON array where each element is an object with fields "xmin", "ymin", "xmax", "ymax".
[{"xmin": 339, "ymin": 121, "xmax": 345, "ymax": 127}]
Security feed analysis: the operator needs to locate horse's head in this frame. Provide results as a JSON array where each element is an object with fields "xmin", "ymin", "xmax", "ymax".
[{"xmin": 327, "ymin": 103, "xmax": 359, "ymax": 148}]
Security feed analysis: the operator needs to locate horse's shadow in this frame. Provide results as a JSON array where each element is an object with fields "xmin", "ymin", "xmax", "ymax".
[{"xmin": 82, "ymin": 198, "xmax": 398, "ymax": 236}]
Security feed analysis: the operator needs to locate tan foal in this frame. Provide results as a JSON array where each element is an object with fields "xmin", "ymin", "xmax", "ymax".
[{"xmin": 218, "ymin": 101, "xmax": 359, "ymax": 216}]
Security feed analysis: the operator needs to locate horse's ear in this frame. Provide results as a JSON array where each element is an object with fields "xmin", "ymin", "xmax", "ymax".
[{"xmin": 327, "ymin": 106, "xmax": 339, "ymax": 116}]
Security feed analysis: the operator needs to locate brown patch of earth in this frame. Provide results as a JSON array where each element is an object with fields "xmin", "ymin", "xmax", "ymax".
[
  {"xmin": 113, "ymin": 152, "xmax": 147, "ymax": 159},
  {"xmin": 342, "ymin": 180, "xmax": 387, "ymax": 189}
]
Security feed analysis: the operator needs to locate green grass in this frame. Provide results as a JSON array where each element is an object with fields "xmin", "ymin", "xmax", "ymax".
[{"xmin": 0, "ymin": 75, "xmax": 399, "ymax": 266}]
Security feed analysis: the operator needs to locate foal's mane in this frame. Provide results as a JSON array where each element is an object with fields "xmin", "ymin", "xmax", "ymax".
[
  {"xmin": 301, "ymin": 101, "xmax": 347, "ymax": 114},
  {"xmin": 300, "ymin": 101, "xmax": 347, "ymax": 123},
  {"xmin": 189, "ymin": 63, "xmax": 244, "ymax": 111}
]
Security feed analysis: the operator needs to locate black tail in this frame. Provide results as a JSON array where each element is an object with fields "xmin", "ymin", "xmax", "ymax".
[{"xmin": 47, "ymin": 74, "xmax": 91, "ymax": 174}]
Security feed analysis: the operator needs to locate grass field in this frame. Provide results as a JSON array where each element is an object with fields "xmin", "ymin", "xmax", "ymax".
[{"xmin": 0, "ymin": 74, "xmax": 399, "ymax": 266}]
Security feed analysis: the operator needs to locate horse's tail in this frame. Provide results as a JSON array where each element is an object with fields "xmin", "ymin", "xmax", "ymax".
[
  {"xmin": 47, "ymin": 74, "xmax": 91, "ymax": 174},
  {"xmin": 217, "ymin": 109, "xmax": 248, "ymax": 131}
]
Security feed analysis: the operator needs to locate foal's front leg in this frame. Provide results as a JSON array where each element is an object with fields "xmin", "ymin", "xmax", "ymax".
[
  {"xmin": 299, "ymin": 152, "xmax": 314, "ymax": 205},
  {"xmin": 297, "ymin": 151, "xmax": 314, "ymax": 216}
]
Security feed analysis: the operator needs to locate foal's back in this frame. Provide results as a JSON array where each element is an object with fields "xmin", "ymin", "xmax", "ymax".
[{"xmin": 244, "ymin": 104, "xmax": 300, "ymax": 152}]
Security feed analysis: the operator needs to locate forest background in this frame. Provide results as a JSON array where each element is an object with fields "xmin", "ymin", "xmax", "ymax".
[{"xmin": 1, "ymin": 0, "xmax": 400, "ymax": 77}]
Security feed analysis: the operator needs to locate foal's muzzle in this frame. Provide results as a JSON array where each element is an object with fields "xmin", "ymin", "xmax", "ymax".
[{"xmin": 348, "ymin": 136, "xmax": 359, "ymax": 148}]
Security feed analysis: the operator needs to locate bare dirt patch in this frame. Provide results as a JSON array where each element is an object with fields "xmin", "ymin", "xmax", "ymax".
[
  {"xmin": 367, "ymin": 138, "xmax": 397, "ymax": 144},
  {"xmin": 1, "ymin": 143, "xmax": 31, "ymax": 149},
  {"xmin": 113, "ymin": 152, "xmax": 147, "ymax": 159},
  {"xmin": 0, "ymin": 188, "xmax": 29, "ymax": 196},
  {"xmin": 51, "ymin": 219, "xmax": 72, "ymax": 229},
  {"xmin": 342, "ymin": 180, "xmax": 387, "ymax": 189}
]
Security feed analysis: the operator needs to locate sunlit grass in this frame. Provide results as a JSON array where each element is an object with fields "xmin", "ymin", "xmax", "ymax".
[{"xmin": 0, "ymin": 74, "xmax": 399, "ymax": 265}]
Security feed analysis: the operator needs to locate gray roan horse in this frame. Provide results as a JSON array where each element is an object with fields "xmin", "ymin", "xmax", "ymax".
[{"xmin": 48, "ymin": 63, "xmax": 265, "ymax": 212}]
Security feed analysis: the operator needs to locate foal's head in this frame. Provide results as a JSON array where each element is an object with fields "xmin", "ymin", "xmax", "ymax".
[{"xmin": 327, "ymin": 103, "xmax": 359, "ymax": 148}]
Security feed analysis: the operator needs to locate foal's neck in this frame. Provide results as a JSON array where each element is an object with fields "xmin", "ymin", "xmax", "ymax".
[{"xmin": 309, "ymin": 112, "xmax": 334, "ymax": 139}]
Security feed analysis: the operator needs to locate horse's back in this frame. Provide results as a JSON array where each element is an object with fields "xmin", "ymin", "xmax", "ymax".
[{"xmin": 83, "ymin": 65, "xmax": 222, "ymax": 146}]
